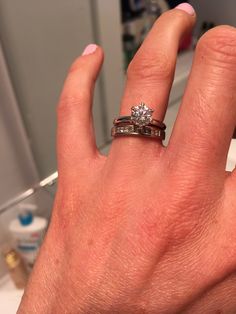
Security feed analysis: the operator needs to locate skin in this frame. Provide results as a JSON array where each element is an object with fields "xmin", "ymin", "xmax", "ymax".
[{"xmin": 18, "ymin": 8, "xmax": 236, "ymax": 314}]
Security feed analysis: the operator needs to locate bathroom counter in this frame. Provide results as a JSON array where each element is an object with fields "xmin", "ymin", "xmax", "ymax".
[
  {"xmin": 0, "ymin": 274, "xmax": 23, "ymax": 313},
  {"xmin": 227, "ymin": 139, "xmax": 236, "ymax": 171}
]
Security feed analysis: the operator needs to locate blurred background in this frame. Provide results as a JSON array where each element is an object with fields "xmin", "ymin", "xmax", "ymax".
[{"xmin": 0, "ymin": 1, "xmax": 236, "ymax": 312}]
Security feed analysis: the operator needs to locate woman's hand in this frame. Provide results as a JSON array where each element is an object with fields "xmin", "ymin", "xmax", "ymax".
[{"xmin": 18, "ymin": 4, "xmax": 236, "ymax": 313}]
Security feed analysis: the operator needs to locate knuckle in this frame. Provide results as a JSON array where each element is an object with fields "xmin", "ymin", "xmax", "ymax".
[
  {"xmin": 197, "ymin": 26, "xmax": 236, "ymax": 66},
  {"xmin": 127, "ymin": 52, "xmax": 173, "ymax": 82}
]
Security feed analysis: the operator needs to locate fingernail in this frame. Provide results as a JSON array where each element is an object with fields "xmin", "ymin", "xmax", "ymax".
[
  {"xmin": 175, "ymin": 3, "xmax": 195, "ymax": 15},
  {"xmin": 82, "ymin": 44, "xmax": 98, "ymax": 56}
]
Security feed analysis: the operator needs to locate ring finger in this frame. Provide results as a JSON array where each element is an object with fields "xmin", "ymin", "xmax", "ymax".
[{"xmin": 109, "ymin": 4, "xmax": 196, "ymax": 162}]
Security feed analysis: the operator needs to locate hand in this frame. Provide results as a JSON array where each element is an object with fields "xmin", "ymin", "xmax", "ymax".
[{"xmin": 18, "ymin": 4, "xmax": 236, "ymax": 314}]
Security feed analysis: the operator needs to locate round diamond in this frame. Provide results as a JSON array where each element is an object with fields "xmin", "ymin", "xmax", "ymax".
[{"xmin": 131, "ymin": 103, "xmax": 154, "ymax": 127}]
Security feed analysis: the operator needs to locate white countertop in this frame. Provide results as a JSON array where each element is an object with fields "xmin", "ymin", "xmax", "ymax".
[
  {"xmin": 0, "ymin": 274, "xmax": 24, "ymax": 314},
  {"xmin": 227, "ymin": 139, "xmax": 236, "ymax": 171}
]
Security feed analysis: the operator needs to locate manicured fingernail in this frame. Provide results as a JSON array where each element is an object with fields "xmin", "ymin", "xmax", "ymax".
[
  {"xmin": 175, "ymin": 3, "xmax": 195, "ymax": 15},
  {"xmin": 82, "ymin": 44, "xmax": 98, "ymax": 56}
]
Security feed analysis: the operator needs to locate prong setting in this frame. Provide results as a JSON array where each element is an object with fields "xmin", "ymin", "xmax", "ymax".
[{"xmin": 131, "ymin": 103, "xmax": 154, "ymax": 127}]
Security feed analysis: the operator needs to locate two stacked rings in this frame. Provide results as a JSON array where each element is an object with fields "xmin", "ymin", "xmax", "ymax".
[{"xmin": 111, "ymin": 103, "xmax": 166, "ymax": 141}]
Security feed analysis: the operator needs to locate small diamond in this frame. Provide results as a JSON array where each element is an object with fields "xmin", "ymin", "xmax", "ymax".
[
  {"xmin": 131, "ymin": 103, "xmax": 154, "ymax": 127},
  {"xmin": 128, "ymin": 126, "xmax": 134, "ymax": 132}
]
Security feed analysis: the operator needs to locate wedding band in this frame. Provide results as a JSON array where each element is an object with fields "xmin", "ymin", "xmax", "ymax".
[{"xmin": 111, "ymin": 124, "xmax": 165, "ymax": 140}]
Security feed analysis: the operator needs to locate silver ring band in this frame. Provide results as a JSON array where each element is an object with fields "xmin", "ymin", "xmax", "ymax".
[{"xmin": 113, "ymin": 116, "xmax": 166, "ymax": 130}]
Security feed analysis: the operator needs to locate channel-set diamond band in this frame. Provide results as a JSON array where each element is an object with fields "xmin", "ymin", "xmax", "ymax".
[
  {"xmin": 111, "ymin": 124, "xmax": 166, "ymax": 140},
  {"xmin": 111, "ymin": 103, "xmax": 166, "ymax": 141}
]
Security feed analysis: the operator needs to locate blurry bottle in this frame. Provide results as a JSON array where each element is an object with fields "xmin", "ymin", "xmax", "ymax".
[
  {"xmin": 9, "ymin": 204, "xmax": 48, "ymax": 270},
  {"xmin": 3, "ymin": 248, "xmax": 28, "ymax": 289}
]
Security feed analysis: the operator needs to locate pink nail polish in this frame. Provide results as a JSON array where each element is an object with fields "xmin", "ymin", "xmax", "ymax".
[
  {"xmin": 82, "ymin": 44, "xmax": 98, "ymax": 56},
  {"xmin": 175, "ymin": 3, "xmax": 195, "ymax": 16}
]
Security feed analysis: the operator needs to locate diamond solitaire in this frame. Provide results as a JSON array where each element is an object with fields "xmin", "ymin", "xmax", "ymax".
[{"xmin": 131, "ymin": 103, "xmax": 154, "ymax": 127}]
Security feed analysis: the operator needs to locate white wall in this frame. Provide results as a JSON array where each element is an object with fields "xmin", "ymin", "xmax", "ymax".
[
  {"xmin": 0, "ymin": 1, "xmax": 107, "ymax": 179},
  {"xmin": 0, "ymin": 0, "xmax": 124, "ymax": 179},
  {"xmin": 0, "ymin": 44, "xmax": 39, "ymax": 206},
  {"xmin": 190, "ymin": 0, "xmax": 236, "ymax": 34}
]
